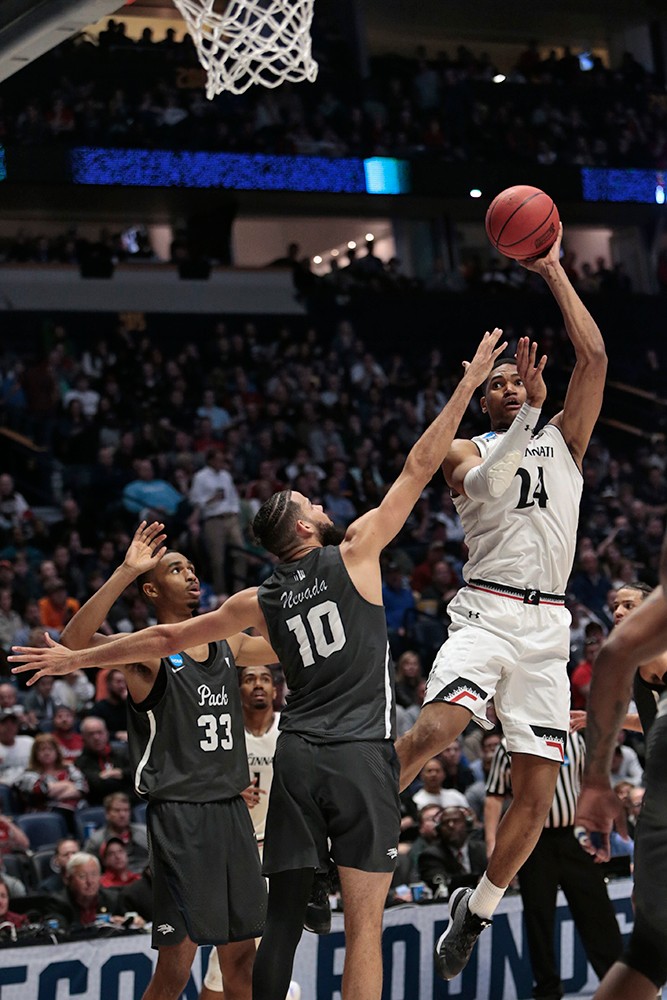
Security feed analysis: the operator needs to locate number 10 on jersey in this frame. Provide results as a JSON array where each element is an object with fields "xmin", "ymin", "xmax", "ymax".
[{"xmin": 286, "ymin": 600, "xmax": 347, "ymax": 667}]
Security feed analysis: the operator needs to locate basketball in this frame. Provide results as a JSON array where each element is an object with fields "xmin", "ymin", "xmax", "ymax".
[{"xmin": 485, "ymin": 185, "xmax": 560, "ymax": 261}]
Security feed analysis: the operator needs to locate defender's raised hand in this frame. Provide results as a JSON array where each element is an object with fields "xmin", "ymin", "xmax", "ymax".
[
  {"xmin": 462, "ymin": 328, "xmax": 508, "ymax": 385},
  {"xmin": 515, "ymin": 335, "xmax": 547, "ymax": 408},
  {"xmin": 123, "ymin": 520, "xmax": 167, "ymax": 576}
]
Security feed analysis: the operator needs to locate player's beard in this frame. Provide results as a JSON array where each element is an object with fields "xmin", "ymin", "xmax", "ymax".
[{"xmin": 315, "ymin": 521, "xmax": 345, "ymax": 546}]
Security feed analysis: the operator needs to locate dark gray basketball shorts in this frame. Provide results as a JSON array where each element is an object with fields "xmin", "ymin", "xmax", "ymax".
[
  {"xmin": 148, "ymin": 796, "xmax": 267, "ymax": 948},
  {"xmin": 262, "ymin": 733, "xmax": 401, "ymax": 876}
]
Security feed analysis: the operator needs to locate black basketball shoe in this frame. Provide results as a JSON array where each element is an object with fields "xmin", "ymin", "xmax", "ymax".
[
  {"xmin": 304, "ymin": 869, "xmax": 332, "ymax": 935},
  {"xmin": 434, "ymin": 887, "xmax": 491, "ymax": 980}
]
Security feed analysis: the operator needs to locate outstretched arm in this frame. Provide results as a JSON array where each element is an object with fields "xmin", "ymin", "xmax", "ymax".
[
  {"xmin": 60, "ymin": 520, "xmax": 167, "ymax": 651},
  {"xmin": 11, "ymin": 588, "xmax": 265, "ymax": 684},
  {"xmin": 522, "ymin": 224, "xmax": 607, "ymax": 467},
  {"xmin": 447, "ymin": 336, "xmax": 547, "ymax": 498},
  {"xmin": 576, "ymin": 585, "xmax": 667, "ymax": 860},
  {"xmin": 343, "ymin": 329, "xmax": 507, "ymax": 559}
]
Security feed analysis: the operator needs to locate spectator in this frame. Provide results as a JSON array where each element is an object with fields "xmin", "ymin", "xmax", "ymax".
[
  {"xmin": 51, "ymin": 704, "xmax": 84, "ymax": 763},
  {"xmin": 0, "ymin": 708, "xmax": 33, "ymax": 787},
  {"xmin": 0, "ymin": 876, "xmax": 28, "ymax": 929},
  {"xmin": 322, "ymin": 476, "xmax": 357, "ymax": 529},
  {"xmin": 396, "ymin": 677, "xmax": 426, "ymax": 738},
  {"xmin": 406, "ymin": 803, "xmax": 442, "ymax": 882},
  {"xmin": 570, "ymin": 622, "xmax": 606, "ymax": 710},
  {"xmin": 439, "ymin": 738, "xmax": 476, "ymax": 794},
  {"xmin": 51, "ymin": 670, "xmax": 95, "ymax": 715},
  {"xmin": 38, "ymin": 578, "xmax": 80, "ymax": 632},
  {"xmin": 14, "ymin": 733, "xmax": 86, "ymax": 825},
  {"xmin": 0, "ymin": 684, "xmax": 24, "ymax": 722},
  {"xmin": 0, "ymin": 807, "xmax": 30, "ymax": 859},
  {"xmin": 188, "ymin": 448, "xmax": 246, "ymax": 594},
  {"xmin": 0, "ymin": 587, "xmax": 22, "ymax": 653},
  {"xmin": 411, "ymin": 540, "xmax": 448, "ymax": 595},
  {"xmin": 412, "ymin": 757, "xmax": 471, "ymax": 812},
  {"xmin": 75, "ymin": 717, "xmax": 133, "ymax": 805},
  {"xmin": 99, "ymin": 836, "xmax": 141, "ymax": 891},
  {"xmin": 465, "ymin": 728, "xmax": 503, "ymax": 821},
  {"xmin": 196, "ymin": 389, "xmax": 232, "ymax": 436},
  {"xmin": 118, "ymin": 864, "xmax": 153, "ymax": 922},
  {"xmin": 84, "ymin": 792, "xmax": 148, "ymax": 874},
  {"xmin": 0, "ymin": 474, "xmax": 30, "ymax": 541},
  {"xmin": 394, "ymin": 649, "xmax": 423, "ymax": 709},
  {"xmin": 610, "ymin": 736, "xmax": 644, "ymax": 788},
  {"xmin": 418, "ymin": 805, "xmax": 486, "ymax": 897},
  {"xmin": 91, "ymin": 668, "xmax": 128, "ymax": 742},
  {"xmin": 416, "ymin": 559, "xmax": 459, "ymax": 618},
  {"xmin": 38, "ymin": 836, "xmax": 81, "ymax": 893},
  {"xmin": 382, "ymin": 561, "xmax": 415, "ymax": 657},
  {"xmin": 569, "ymin": 551, "xmax": 613, "ymax": 625},
  {"xmin": 22, "ymin": 674, "xmax": 58, "ymax": 730},
  {"xmin": 56, "ymin": 852, "xmax": 122, "ymax": 929},
  {"xmin": 122, "ymin": 458, "xmax": 185, "ymax": 524}
]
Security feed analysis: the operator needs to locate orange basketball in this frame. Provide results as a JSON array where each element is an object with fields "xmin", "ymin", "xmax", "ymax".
[{"xmin": 485, "ymin": 185, "xmax": 559, "ymax": 261}]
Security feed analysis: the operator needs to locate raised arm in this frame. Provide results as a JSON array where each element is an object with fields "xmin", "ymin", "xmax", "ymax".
[
  {"xmin": 11, "ymin": 588, "xmax": 265, "ymax": 684},
  {"xmin": 343, "ymin": 329, "xmax": 507, "ymax": 560},
  {"xmin": 60, "ymin": 520, "xmax": 167, "ymax": 651},
  {"xmin": 522, "ymin": 224, "xmax": 607, "ymax": 467},
  {"xmin": 576, "ymin": 585, "xmax": 667, "ymax": 860},
  {"xmin": 443, "ymin": 336, "xmax": 547, "ymax": 497}
]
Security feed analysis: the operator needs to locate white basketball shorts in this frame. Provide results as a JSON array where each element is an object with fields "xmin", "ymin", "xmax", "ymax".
[{"xmin": 423, "ymin": 586, "xmax": 571, "ymax": 761}]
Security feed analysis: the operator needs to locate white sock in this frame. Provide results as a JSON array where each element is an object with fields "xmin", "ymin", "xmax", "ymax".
[{"xmin": 468, "ymin": 873, "xmax": 507, "ymax": 919}]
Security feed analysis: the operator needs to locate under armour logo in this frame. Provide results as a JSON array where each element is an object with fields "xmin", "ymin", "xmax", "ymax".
[
  {"xmin": 468, "ymin": 610, "xmax": 480, "ymax": 619},
  {"xmin": 386, "ymin": 847, "xmax": 398, "ymax": 859},
  {"xmin": 157, "ymin": 923, "xmax": 175, "ymax": 935}
]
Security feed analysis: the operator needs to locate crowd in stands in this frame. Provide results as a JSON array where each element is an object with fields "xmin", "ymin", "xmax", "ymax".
[
  {"xmin": 0, "ymin": 22, "xmax": 664, "ymax": 168},
  {"xmin": 0, "ymin": 290, "xmax": 662, "ymax": 921}
]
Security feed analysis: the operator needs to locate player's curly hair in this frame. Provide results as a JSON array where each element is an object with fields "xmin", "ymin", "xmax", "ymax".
[{"xmin": 252, "ymin": 490, "xmax": 300, "ymax": 558}]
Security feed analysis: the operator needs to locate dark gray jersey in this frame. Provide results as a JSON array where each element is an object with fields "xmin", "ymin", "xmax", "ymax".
[
  {"xmin": 128, "ymin": 641, "xmax": 250, "ymax": 802},
  {"xmin": 258, "ymin": 546, "xmax": 395, "ymax": 742}
]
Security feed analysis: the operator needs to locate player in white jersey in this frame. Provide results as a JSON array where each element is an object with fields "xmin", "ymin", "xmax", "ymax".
[
  {"xmin": 201, "ymin": 664, "xmax": 283, "ymax": 1000},
  {"xmin": 396, "ymin": 223, "xmax": 608, "ymax": 981}
]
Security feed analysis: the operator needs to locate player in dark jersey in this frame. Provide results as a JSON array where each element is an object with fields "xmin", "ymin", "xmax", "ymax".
[
  {"xmin": 36, "ymin": 522, "xmax": 270, "ymax": 1000},
  {"xmin": 574, "ymin": 567, "xmax": 667, "ymax": 1000},
  {"xmin": 10, "ymin": 329, "xmax": 508, "ymax": 1000}
]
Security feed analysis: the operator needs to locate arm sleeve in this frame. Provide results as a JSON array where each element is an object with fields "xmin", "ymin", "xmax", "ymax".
[{"xmin": 462, "ymin": 403, "xmax": 542, "ymax": 501}]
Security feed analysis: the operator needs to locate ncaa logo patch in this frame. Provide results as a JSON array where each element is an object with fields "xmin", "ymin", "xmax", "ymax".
[
  {"xmin": 530, "ymin": 725, "xmax": 566, "ymax": 760},
  {"xmin": 168, "ymin": 654, "xmax": 184, "ymax": 667}
]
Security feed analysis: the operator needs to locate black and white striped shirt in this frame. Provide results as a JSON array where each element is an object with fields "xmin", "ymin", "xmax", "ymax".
[{"xmin": 485, "ymin": 732, "xmax": 585, "ymax": 828}]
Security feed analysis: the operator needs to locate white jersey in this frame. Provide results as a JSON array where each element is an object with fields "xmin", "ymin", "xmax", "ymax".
[
  {"xmin": 454, "ymin": 423, "xmax": 582, "ymax": 594},
  {"xmin": 245, "ymin": 713, "xmax": 280, "ymax": 843}
]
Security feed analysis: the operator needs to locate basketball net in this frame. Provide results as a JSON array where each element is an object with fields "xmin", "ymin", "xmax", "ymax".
[{"xmin": 173, "ymin": 0, "xmax": 318, "ymax": 97}]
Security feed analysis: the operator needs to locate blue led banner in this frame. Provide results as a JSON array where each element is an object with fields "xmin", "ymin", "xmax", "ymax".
[
  {"xmin": 582, "ymin": 168, "xmax": 666, "ymax": 204},
  {"xmin": 68, "ymin": 148, "xmax": 410, "ymax": 195}
]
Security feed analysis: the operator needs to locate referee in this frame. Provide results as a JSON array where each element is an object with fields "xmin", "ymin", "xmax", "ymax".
[{"xmin": 485, "ymin": 732, "xmax": 622, "ymax": 1000}]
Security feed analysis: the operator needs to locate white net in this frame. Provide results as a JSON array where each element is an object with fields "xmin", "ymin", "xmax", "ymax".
[{"xmin": 173, "ymin": 0, "xmax": 318, "ymax": 97}]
